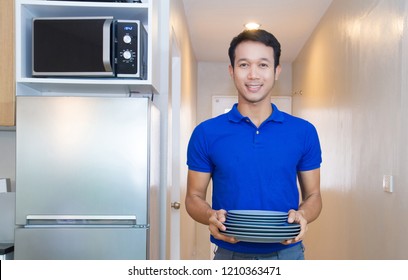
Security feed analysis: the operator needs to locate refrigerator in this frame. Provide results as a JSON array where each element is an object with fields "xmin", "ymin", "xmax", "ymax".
[{"xmin": 14, "ymin": 96, "xmax": 160, "ymax": 260}]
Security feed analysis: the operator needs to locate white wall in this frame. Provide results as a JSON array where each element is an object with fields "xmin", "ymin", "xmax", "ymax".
[
  {"xmin": 153, "ymin": 0, "xmax": 198, "ymax": 260},
  {"xmin": 293, "ymin": 0, "xmax": 408, "ymax": 259},
  {"xmin": 169, "ymin": 0, "xmax": 198, "ymax": 260}
]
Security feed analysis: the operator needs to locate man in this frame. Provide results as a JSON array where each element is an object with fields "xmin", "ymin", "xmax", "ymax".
[{"xmin": 185, "ymin": 29, "xmax": 322, "ymax": 260}]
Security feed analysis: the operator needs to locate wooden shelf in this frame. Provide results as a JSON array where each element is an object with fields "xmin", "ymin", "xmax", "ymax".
[{"xmin": 0, "ymin": 0, "xmax": 15, "ymax": 126}]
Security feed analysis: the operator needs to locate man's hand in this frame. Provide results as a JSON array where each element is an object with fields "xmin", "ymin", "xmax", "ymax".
[
  {"xmin": 208, "ymin": 209, "xmax": 238, "ymax": 244},
  {"xmin": 281, "ymin": 209, "xmax": 308, "ymax": 245}
]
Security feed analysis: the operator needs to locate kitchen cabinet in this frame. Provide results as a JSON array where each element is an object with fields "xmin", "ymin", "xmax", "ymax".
[
  {"xmin": 0, "ymin": 243, "xmax": 14, "ymax": 260},
  {"xmin": 15, "ymin": 0, "xmax": 160, "ymax": 96},
  {"xmin": 0, "ymin": 0, "xmax": 15, "ymax": 126}
]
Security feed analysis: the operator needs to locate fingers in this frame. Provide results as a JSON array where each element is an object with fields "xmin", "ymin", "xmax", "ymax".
[
  {"xmin": 282, "ymin": 210, "xmax": 308, "ymax": 245},
  {"xmin": 209, "ymin": 209, "xmax": 227, "ymax": 231},
  {"xmin": 287, "ymin": 209, "xmax": 301, "ymax": 223},
  {"xmin": 209, "ymin": 223, "xmax": 238, "ymax": 243},
  {"xmin": 209, "ymin": 209, "xmax": 239, "ymax": 244}
]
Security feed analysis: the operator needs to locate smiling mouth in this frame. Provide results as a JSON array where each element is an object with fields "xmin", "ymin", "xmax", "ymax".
[{"xmin": 246, "ymin": 84, "xmax": 262, "ymax": 92}]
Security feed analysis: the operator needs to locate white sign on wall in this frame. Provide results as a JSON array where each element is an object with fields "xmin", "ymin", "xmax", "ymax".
[{"xmin": 212, "ymin": 95, "xmax": 292, "ymax": 117}]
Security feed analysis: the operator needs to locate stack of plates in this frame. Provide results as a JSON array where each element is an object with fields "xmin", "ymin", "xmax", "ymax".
[{"xmin": 221, "ymin": 210, "xmax": 301, "ymax": 243}]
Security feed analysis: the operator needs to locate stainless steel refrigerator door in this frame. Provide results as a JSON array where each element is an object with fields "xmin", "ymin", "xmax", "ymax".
[
  {"xmin": 16, "ymin": 96, "xmax": 150, "ymax": 225},
  {"xmin": 14, "ymin": 227, "xmax": 148, "ymax": 260},
  {"xmin": 0, "ymin": 193, "xmax": 15, "ymax": 243}
]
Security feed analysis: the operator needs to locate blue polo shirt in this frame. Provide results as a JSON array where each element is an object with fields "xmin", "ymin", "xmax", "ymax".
[{"xmin": 187, "ymin": 103, "xmax": 322, "ymax": 254}]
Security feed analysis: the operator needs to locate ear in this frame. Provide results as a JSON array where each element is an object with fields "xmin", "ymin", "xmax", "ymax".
[
  {"xmin": 275, "ymin": 65, "xmax": 282, "ymax": 80},
  {"xmin": 228, "ymin": 64, "xmax": 234, "ymax": 78}
]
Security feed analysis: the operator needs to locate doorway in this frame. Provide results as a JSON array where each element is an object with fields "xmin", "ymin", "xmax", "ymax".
[{"xmin": 167, "ymin": 28, "xmax": 181, "ymax": 259}]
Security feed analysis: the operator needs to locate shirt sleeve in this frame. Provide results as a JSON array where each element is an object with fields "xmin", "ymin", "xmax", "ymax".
[
  {"xmin": 186, "ymin": 124, "xmax": 213, "ymax": 173},
  {"xmin": 297, "ymin": 122, "xmax": 322, "ymax": 171}
]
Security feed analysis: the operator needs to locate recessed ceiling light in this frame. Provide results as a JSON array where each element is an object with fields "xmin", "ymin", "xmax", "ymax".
[{"xmin": 244, "ymin": 22, "xmax": 261, "ymax": 30}]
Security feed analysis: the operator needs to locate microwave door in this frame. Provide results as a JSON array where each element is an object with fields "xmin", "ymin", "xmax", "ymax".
[
  {"xmin": 32, "ymin": 17, "xmax": 114, "ymax": 77},
  {"xmin": 102, "ymin": 18, "xmax": 113, "ymax": 74}
]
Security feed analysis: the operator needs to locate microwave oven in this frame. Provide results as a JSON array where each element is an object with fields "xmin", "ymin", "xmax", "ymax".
[{"xmin": 32, "ymin": 17, "xmax": 147, "ymax": 79}]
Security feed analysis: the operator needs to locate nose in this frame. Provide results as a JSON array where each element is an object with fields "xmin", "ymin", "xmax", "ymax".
[{"xmin": 247, "ymin": 65, "xmax": 259, "ymax": 79}]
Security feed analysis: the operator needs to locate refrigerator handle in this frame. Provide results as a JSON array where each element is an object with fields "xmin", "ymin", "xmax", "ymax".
[{"xmin": 26, "ymin": 215, "xmax": 137, "ymax": 226}]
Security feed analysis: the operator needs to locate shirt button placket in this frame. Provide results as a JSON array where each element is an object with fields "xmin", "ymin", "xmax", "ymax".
[{"xmin": 254, "ymin": 129, "xmax": 261, "ymax": 145}]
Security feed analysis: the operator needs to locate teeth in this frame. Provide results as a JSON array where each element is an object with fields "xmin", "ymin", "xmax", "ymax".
[
  {"xmin": 247, "ymin": 84, "xmax": 261, "ymax": 90},
  {"xmin": 247, "ymin": 84, "xmax": 261, "ymax": 87}
]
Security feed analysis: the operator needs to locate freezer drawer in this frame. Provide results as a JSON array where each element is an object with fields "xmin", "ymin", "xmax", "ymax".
[{"xmin": 14, "ymin": 227, "xmax": 148, "ymax": 260}]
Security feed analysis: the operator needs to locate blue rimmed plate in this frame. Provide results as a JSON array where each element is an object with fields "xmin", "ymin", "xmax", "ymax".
[
  {"xmin": 228, "ymin": 210, "xmax": 288, "ymax": 217},
  {"xmin": 222, "ymin": 232, "xmax": 298, "ymax": 243}
]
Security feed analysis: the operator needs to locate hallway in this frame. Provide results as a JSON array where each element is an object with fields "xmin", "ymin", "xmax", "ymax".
[{"xmin": 190, "ymin": 0, "xmax": 408, "ymax": 259}]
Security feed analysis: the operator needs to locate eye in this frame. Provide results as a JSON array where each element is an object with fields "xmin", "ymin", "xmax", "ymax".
[
  {"xmin": 259, "ymin": 63, "xmax": 269, "ymax": 68},
  {"xmin": 238, "ymin": 62, "xmax": 249, "ymax": 68}
]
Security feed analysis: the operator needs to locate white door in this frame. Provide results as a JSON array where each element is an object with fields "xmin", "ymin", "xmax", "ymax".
[{"xmin": 168, "ymin": 30, "xmax": 181, "ymax": 259}]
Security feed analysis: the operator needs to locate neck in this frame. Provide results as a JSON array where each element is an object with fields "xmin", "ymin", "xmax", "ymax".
[{"xmin": 237, "ymin": 101, "xmax": 272, "ymax": 127}]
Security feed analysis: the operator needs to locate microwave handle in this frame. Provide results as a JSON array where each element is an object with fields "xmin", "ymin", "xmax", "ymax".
[{"xmin": 103, "ymin": 18, "xmax": 113, "ymax": 73}]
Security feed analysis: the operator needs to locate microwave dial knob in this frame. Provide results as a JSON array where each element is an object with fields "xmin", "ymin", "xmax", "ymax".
[
  {"xmin": 123, "ymin": 50, "xmax": 132, "ymax": 60},
  {"xmin": 123, "ymin": 35, "xmax": 132, "ymax": 44}
]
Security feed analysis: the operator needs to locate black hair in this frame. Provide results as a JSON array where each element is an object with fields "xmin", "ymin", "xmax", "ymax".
[{"xmin": 228, "ymin": 29, "xmax": 281, "ymax": 70}]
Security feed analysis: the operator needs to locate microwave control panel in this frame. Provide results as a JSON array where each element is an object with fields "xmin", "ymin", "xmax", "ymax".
[{"xmin": 115, "ymin": 21, "xmax": 139, "ymax": 76}]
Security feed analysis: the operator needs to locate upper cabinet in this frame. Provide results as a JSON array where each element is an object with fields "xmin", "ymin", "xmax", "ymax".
[
  {"xmin": 0, "ymin": 0, "xmax": 15, "ymax": 126},
  {"xmin": 15, "ymin": 0, "xmax": 160, "ymax": 96}
]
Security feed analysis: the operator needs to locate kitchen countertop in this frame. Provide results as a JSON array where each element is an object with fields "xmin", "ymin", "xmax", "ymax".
[{"xmin": 0, "ymin": 243, "xmax": 14, "ymax": 255}]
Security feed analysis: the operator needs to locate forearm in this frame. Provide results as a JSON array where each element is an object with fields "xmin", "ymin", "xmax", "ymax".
[
  {"xmin": 185, "ymin": 194, "xmax": 215, "ymax": 225},
  {"xmin": 185, "ymin": 190, "xmax": 236, "ymax": 244},
  {"xmin": 296, "ymin": 168, "xmax": 322, "ymax": 224},
  {"xmin": 298, "ymin": 192, "xmax": 322, "ymax": 223}
]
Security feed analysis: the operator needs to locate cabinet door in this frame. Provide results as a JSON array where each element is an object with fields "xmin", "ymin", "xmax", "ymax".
[{"xmin": 0, "ymin": 0, "xmax": 15, "ymax": 126}]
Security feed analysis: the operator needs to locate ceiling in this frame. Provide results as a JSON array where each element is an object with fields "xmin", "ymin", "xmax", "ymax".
[{"xmin": 181, "ymin": 0, "xmax": 333, "ymax": 63}]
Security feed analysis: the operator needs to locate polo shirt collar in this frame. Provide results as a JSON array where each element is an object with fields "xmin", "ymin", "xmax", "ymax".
[{"xmin": 228, "ymin": 103, "xmax": 286, "ymax": 123}]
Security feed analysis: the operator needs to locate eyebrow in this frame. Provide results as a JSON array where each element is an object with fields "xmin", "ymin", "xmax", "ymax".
[{"xmin": 236, "ymin": 57, "xmax": 273, "ymax": 63}]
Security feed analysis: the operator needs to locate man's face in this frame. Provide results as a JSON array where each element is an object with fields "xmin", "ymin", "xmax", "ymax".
[{"xmin": 229, "ymin": 40, "xmax": 281, "ymax": 104}]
